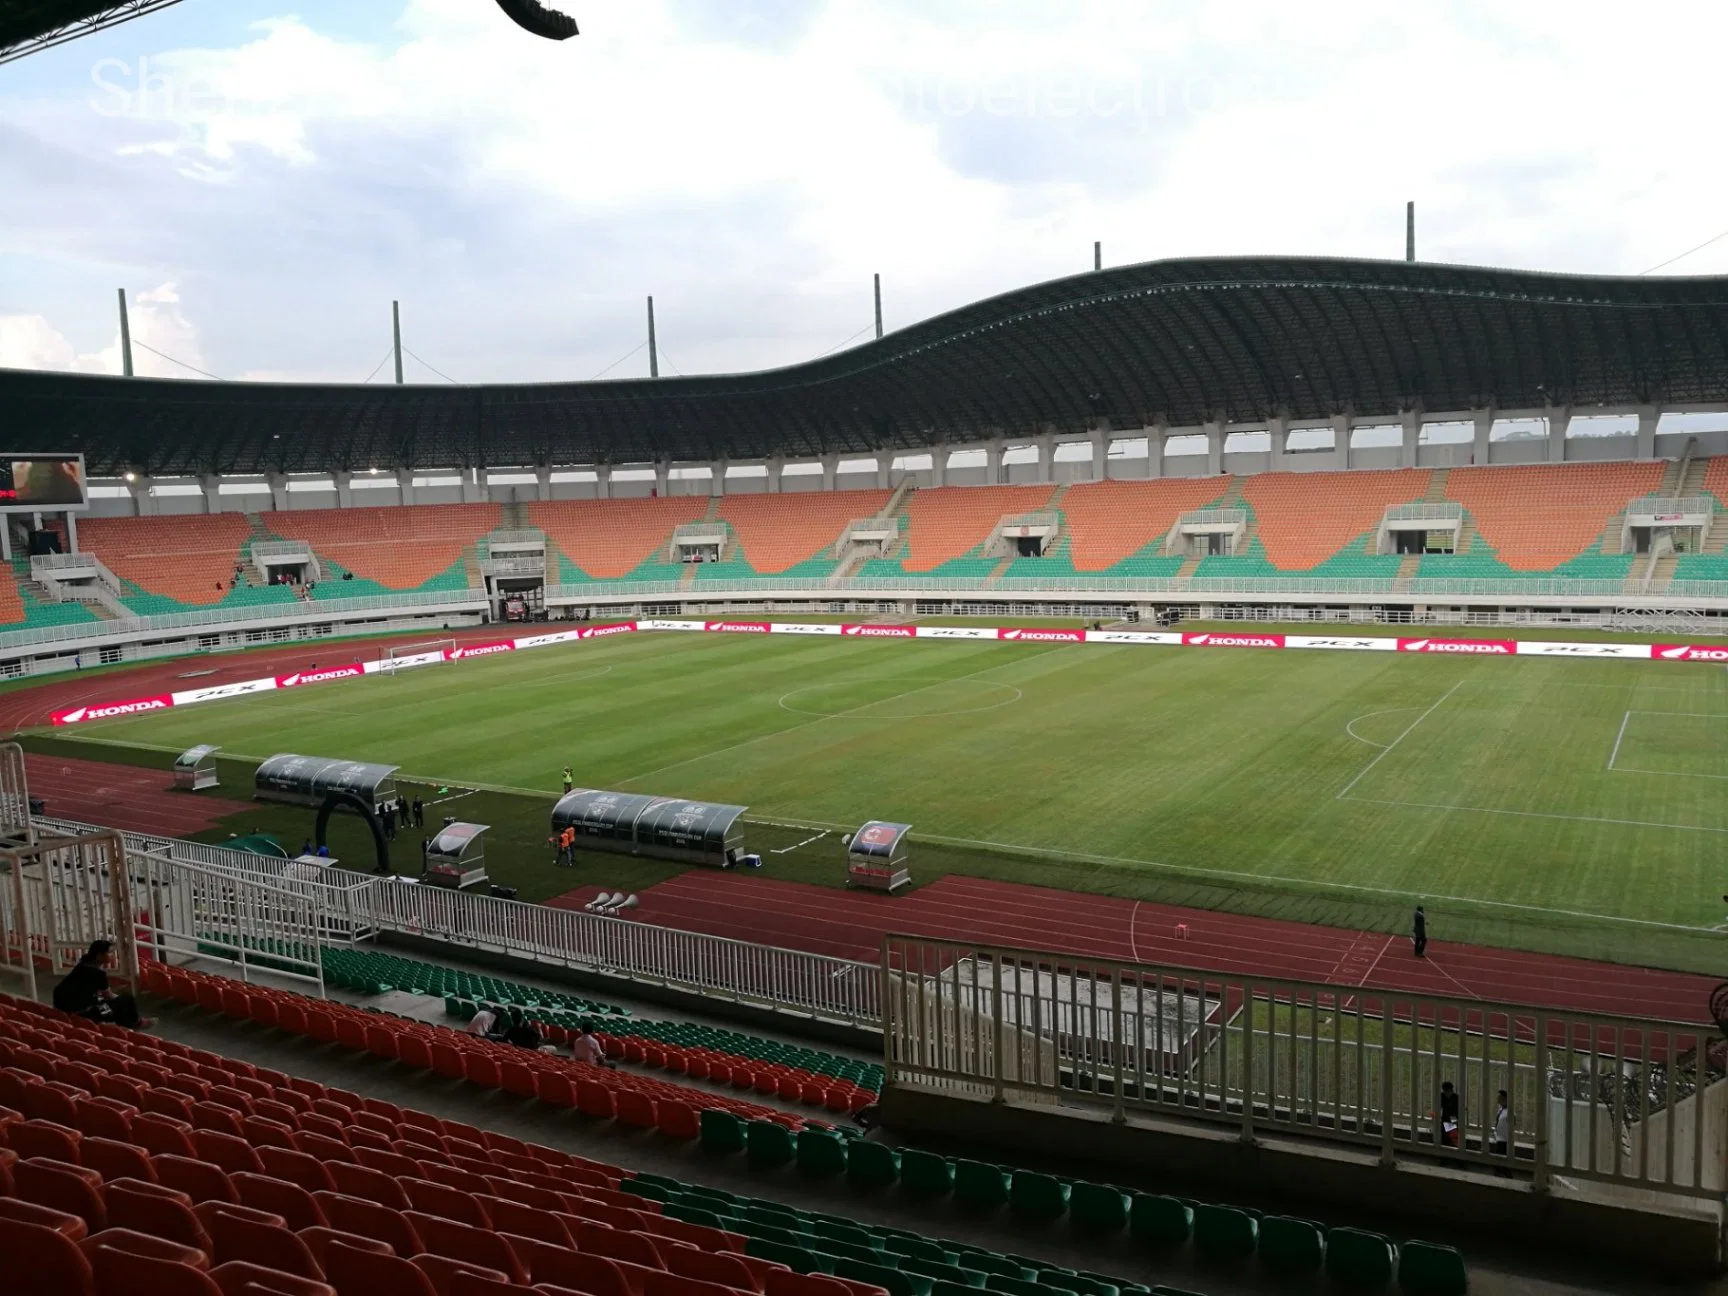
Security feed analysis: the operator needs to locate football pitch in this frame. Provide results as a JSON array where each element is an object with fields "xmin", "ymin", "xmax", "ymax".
[{"xmin": 40, "ymin": 630, "xmax": 1728, "ymax": 974}]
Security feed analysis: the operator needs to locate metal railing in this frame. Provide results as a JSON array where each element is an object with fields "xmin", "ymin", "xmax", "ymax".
[
  {"xmin": 248, "ymin": 541, "xmax": 313, "ymax": 560},
  {"xmin": 882, "ymin": 935, "xmax": 1724, "ymax": 1203},
  {"xmin": 483, "ymin": 529, "xmax": 545, "ymax": 548},
  {"xmin": 481, "ymin": 558, "xmax": 546, "ymax": 577},
  {"xmin": 29, "ymin": 553, "xmax": 102, "ymax": 573},
  {"xmin": 363, "ymin": 880, "xmax": 877, "ymax": 1027},
  {"xmin": 1175, "ymin": 508, "xmax": 1248, "ymax": 527},
  {"xmin": 1385, "ymin": 502, "xmax": 1464, "ymax": 522},
  {"xmin": 1626, "ymin": 496, "xmax": 1717, "ymax": 517}
]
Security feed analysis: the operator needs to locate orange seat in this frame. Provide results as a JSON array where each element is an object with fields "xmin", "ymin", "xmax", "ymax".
[
  {"xmin": 265, "ymin": 504, "xmax": 501, "ymax": 591},
  {"xmin": 898, "ymin": 485, "xmax": 1056, "ymax": 571},
  {"xmin": 717, "ymin": 490, "xmax": 893, "ymax": 574},
  {"xmin": 527, "ymin": 498, "xmax": 709, "ymax": 579},
  {"xmin": 80, "ymin": 514, "xmax": 254, "ymax": 609}
]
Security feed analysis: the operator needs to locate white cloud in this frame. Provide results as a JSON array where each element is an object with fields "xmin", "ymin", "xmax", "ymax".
[
  {"xmin": 4, "ymin": 0, "xmax": 1728, "ymax": 386},
  {"xmin": 0, "ymin": 283, "xmax": 208, "ymax": 377}
]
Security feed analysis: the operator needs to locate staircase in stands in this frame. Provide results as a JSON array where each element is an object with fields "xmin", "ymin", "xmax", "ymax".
[
  {"xmin": 985, "ymin": 483, "xmax": 1072, "ymax": 585},
  {"xmin": 500, "ymin": 500, "xmax": 531, "ymax": 529},
  {"xmin": 831, "ymin": 483, "xmax": 916, "ymax": 583},
  {"xmin": 462, "ymin": 544, "xmax": 485, "ymax": 591},
  {"xmin": 1173, "ymin": 476, "xmax": 1250, "ymax": 580}
]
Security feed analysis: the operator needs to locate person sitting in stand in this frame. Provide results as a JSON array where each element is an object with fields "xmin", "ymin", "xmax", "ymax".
[
  {"xmin": 503, "ymin": 1010, "xmax": 541, "ymax": 1051},
  {"xmin": 54, "ymin": 940, "xmax": 151, "ymax": 1029},
  {"xmin": 571, "ymin": 1024, "xmax": 612, "ymax": 1067}
]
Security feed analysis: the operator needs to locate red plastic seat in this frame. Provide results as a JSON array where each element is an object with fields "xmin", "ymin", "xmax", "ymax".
[
  {"xmin": 614, "ymin": 1092, "xmax": 657, "ymax": 1129},
  {"xmin": 297, "ymin": 1133, "xmax": 357, "ymax": 1165},
  {"xmin": 413, "ymin": 1163, "xmax": 492, "ymax": 1196},
  {"xmin": 299, "ymin": 1113, "xmax": 350, "ymax": 1143},
  {"xmin": 82, "ymin": 1136, "xmax": 157, "ymax": 1184},
  {"xmin": 347, "ymin": 1129, "xmax": 395, "ymax": 1155},
  {"xmin": 410, "ymin": 1254, "xmax": 511, "ymax": 1296},
  {"xmin": 498, "ymin": 1061, "xmax": 538, "ymax": 1099},
  {"xmin": 573, "ymin": 1222, "xmax": 666, "ymax": 1270},
  {"xmin": 0, "ymin": 1192, "xmax": 91, "ymax": 1240},
  {"xmin": 196, "ymin": 1200, "xmax": 324, "ymax": 1279},
  {"xmin": 312, "ymin": 1192, "xmax": 423, "ymax": 1258},
  {"xmin": 257, "ymin": 1147, "xmax": 335, "ymax": 1194},
  {"xmin": 446, "ymin": 1270, "xmax": 521, "ymax": 1296},
  {"xmin": 461, "ymin": 1055, "xmax": 500, "ymax": 1089},
  {"xmin": 762, "ymin": 1274, "xmax": 870, "ymax": 1296},
  {"xmin": 105, "ymin": 1178, "xmax": 212, "ymax": 1251},
  {"xmin": 194, "ymin": 1130, "xmax": 265, "ymax": 1176},
  {"xmin": 352, "ymin": 1147, "xmax": 423, "ymax": 1181},
  {"xmin": 395, "ymin": 1036, "xmax": 434, "ymax": 1071},
  {"xmin": 576, "ymin": 1080, "xmax": 616, "ymax": 1119},
  {"xmin": 404, "ymin": 1211, "xmax": 527, "ymax": 1284},
  {"xmin": 20, "ymin": 1082, "xmax": 81, "ymax": 1126},
  {"xmin": 297, "ymin": 1226, "xmax": 392, "ymax": 1271},
  {"xmin": 323, "ymin": 1240, "xmax": 438, "ymax": 1296},
  {"xmin": 74, "ymin": 1096, "xmax": 137, "ymax": 1143},
  {"xmin": 644, "ymin": 1271, "xmax": 742, "ymax": 1296},
  {"xmin": 232, "ymin": 1172, "xmax": 328, "ymax": 1231},
  {"xmin": 654, "ymin": 1101, "xmax": 701, "ymax": 1141},
  {"xmin": 86, "ymin": 1236, "xmax": 222, "ymax": 1296},
  {"xmin": 210, "ymin": 1259, "xmax": 337, "ymax": 1296},
  {"xmin": 523, "ymin": 1244, "xmax": 638, "ymax": 1296},
  {"xmin": 12, "ymin": 1117, "xmax": 83, "ymax": 1164},
  {"xmin": 239, "ymin": 1116, "xmax": 299, "ymax": 1152},
  {"xmin": 17, "ymin": 1155, "xmax": 107, "ymax": 1230},
  {"xmin": 665, "ymin": 1247, "xmax": 765, "ymax": 1292},
  {"xmin": 428, "ymin": 1042, "xmax": 467, "ymax": 1081},
  {"xmin": 154, "ymin": 1154, "xmax": 240, "ymax": 1204},
  {"xmin": 328, "ymin": 1162, "xmax": 412, "ymax": 1211},
  {"xmin": 475, "ymin": 1196, "xmax": 570, "ymax": 1247},
  {"xmin": 400, "ymin": 1178, "xmax": 491, "ymax": 1229},
  {"xmin": 2, "ymin": 1215, "xmax": 96, "ymax": 1294},
  {"xmin": 132, "ymin": 1114, "xmax": 200, "ymax": 1159},
  {"xmin": 83, "ymin": 1225, "xmax": 212, "ymax": 1269},
  {"xmin": 207, "ymin": 1086, "xmax": 256, "ymax": 1117}
]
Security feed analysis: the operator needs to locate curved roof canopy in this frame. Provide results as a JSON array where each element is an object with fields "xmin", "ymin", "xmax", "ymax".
[{"xmin": 7, "ymin": 256, "xmax": 1728, "ymax": 475}]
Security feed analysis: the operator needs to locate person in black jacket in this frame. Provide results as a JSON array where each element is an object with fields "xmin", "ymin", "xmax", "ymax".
[
  {"xmin": 1412, "ymin": 905, "xmax": 1428, "ymax": 958},
  {"xmin": 53, "ymin": 940, "xmax": 149, "ymax": 1029}
]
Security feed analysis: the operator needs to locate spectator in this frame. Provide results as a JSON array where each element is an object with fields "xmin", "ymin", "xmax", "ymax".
[
  {"xmin": 1412, "ymin": 904, "xmax": 1427, "ymax": 958},
  {"xmin": 504, "ymin": 1011, "xmax": 541, "ymax": 1051},
  {"xmin": 1439, "ymin": 1081, "xmax": 1460, "ymax": 1148},
  {"xmin": 412, "ymin": 794, "xmax": 425, "ymax": 827},
  {"xmin": 571, "ymin": 1025, "xmax": 611, "ymax": 1067},
  {"xmin": 1492, "ymin": 1089, "xmax": 1512, "ymax": 1172},
  {"xmin": 53, "ymin": 940, "xmax": 151, "ymax": 1030},
  {"xmin": 465, "ymin": 1004, "xmax": 501, "ymax": 1037},
  {"xmin": 300, "ymin": 838, "xmax": 313, "ymax": 857}
]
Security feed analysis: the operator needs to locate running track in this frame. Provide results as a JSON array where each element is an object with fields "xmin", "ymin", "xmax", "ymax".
[
  {"xmin": 3, "ymin": 639, "xmax": 1718, "ymax": 1026},
  {"xmin": 549, "ymin": 872, "xmax": 1721, "ymax": 1025}
]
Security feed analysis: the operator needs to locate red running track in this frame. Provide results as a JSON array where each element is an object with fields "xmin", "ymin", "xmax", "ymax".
[
  {"xmin": 24, "ymin": 753, "xmax": 254, "ymax": 838},
  {"xmin": 550, "ymin": 871, "xmax": 1720, "ymax": 1025}
]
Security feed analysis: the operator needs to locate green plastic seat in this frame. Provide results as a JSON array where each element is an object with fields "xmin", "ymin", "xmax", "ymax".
[
  {"xmin": 1327, "ymin": 1228, "xmax": 1397, "ymax": 1287},
  {"xmin": 1193, "ymin": 1203, "xmax": 1257, "ymax": 1259},
  {"xmin": 1008, "ymin": 1172, "xmax": 1068, "ymax": 1219},
  {"xmin": 618, "ymin": 1178, "xmax": 672, "ymax": 1203},
  {"xmin": 746, "ymin": 1122, "xmax": 796, "ymax": 1167},
  {"xmin": 847, "ymin": 1140, "xmax": 901, "ymax": 1188},
  {"xmin": 898, "ymin": 1258, "xmax": 982, "ymax": 1288},
  {"xmin": 1069, "ymin": 1182, "xmax": 1129, "ymax": 1232},
  {"xmin": 836, "ymin": 1258, "xmax": 930, "ymax": 1296},
  {"xmin": 699, "ymin": 1108, "xmax": 746, "ymax": 1154},
  {"xmin": 746, "ymin": 1238, "xmax": 828, "ymax": 1274},
  {"xmin": 1259, "ymin": 1216, "xmax": 1325, "ymax": 1274},
  {"xmin": 740, "ymin": 1222, "xmax": 807, "ymax": 1248},
  {"xmin": 1129, "ymin": 1194, "xmax": 1193, "ymax": 1246},
  {"xmin": 899, "ymin": 1149, "xmax": 954, "ymax": 1198},
  {"xmin": 1039, "ymin": 1274, "xmax": 1116, "ymax": 1296},
  {"xmin": 885, "ymin": 1237, "xmax": 952, "ymax": 1266},
  {"xmin": 823, "ymin": 1240, "xmax": 891, "ymax": 1266},
  {"xmin": 814, "ymin": 1221, "xmax": 878, "ymax": 1249},
  {"xmin": 984, "ymin": 1277, "xmax": 1051, "ymax": 1296},
  {"xmin": 931, "ymin": 1283, "xmax": 979, "ymax": 1296},
  {"xmin": 953, "ymin": 1160, "xmax": 1010, "ymax": 1208},
  {"xmin": 797, "ymin": 1127, "xmax": 850, "ymax": 1177},
  {"xmin": 1397, "ymin": 1241, "xmax": 1467, "ymax": 1296},
  {"xmin": 952, "ymin": 1252, "xmax": 1032, "ymax": 1281},
  {"xmin": 664, "ymin": 1202, "xmax": 727, "ymax": 1230}
]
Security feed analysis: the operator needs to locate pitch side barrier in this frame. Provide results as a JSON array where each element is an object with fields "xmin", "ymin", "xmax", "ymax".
[{"xmin": 47, "ymin": 618, "xmax": 1728, "ymax": 726}]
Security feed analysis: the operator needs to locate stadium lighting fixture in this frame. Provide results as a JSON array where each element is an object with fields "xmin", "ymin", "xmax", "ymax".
[{"xmin": 494, "ymin": 0, "xmax": 579, "ymax": 40}]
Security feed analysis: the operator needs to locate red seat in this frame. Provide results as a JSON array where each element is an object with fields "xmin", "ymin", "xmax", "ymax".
[
  {"xmin": 400, "ymin": 1178, "xmax": 491, "ymax": 1229},
  {"xmin": 614, "ymin": 1092, "xmax": 657, "ymax": 1129},
  {"xmin": 352, "ymin": 1147, "xmax": 423, "ymax": 1181},
  {"xmin": 17, "ymin": 1155, "xmax": 107, "ymax": 1230},
  {"xmin": 196, "ymin": 1200, "xmax": 323, "ymax": 1280},
  {"xmin": 105, "ymin": 1178, "xmax": 212, "ymax": 1251},
  {"xmin": 210, "ymin": 1259, "xmax": 337, "ymax": 1296},
  {"xmin": 297, "ymin": 1226, "xmax": 392, "ymax": 1270},
  {"xmin": 299, "ymin": 1113, "xmax": 349, "ymax": 1143},
  {"xmin": 12, "ymin": 1117, "xmax": 83, "ymax": 1163},
  {"xmin": 132, "ymin": 1113, "xmax": 200, "ymax": 1159},
  {"xmin": 232, "ymin": 1172, "xmax": 328, "ymax": 1231},
  {"xmin": 328, "ymin": 1162, "xmax": 412, "ymax": 1211},
  {"xmin": 412, "ymin": 1163, "xmax": 492, "ymax": 1197},
  {"xmin": 312, "ymin": 1192, "xmax": 423, "ymax": 1258},
  {"xmin": 404, "ymin": 1211, "xmax": 527, "ymax": 1284},
  {"xmin": 763, "ymin": 1274, "xmax": 869, "ymax": 1296},
  {"xmin": 192, "ymin": 1102, "xmax": 247, "ymax": 1138},
  {"xmin": 428, "ymin": 1043, "xmax": 466, "ymax": 1081},
  {"xmin": 575, "ymin": 1081, "xmax": 616, "ymax": 1120},
  {"xmin": 347, "ymin": 1129, "xmax": 395, "ymax": 1155},
  {"xmin": 240, "ymin": 1117, "xmax": 300, "ymax": 1152},
  {"xmin": 83, "ymin": 1226, "xmax": 212, "ymax": 1269},
  {"xmin": 498, "ymin": 1061, "xmax": 538, "ymax": 1099},
  {"xmin": 0, "ymin": 1215, "xmax": 95, "ymax": 1296},
  {"xmin": 654, "ymin": 1102, "xmax": 701, "ymax": 1141},
  {"xmin": 645, "ymin": 1271, "xmax": 743, "ymax": 1296},
  {"xmin": 95, "ymin": 1073, "xmax": 150, "ymax": 1108},
  {"xmin": 194, "ymin": 1130, "xmax": 265, "ymax": 1176},
  {"xmin": 74, "ymin": 1096, "xmax": 137, "ymax": 1143},
  {"xmin": 665, "ymin": 1247, "xmax": 765, "ymax": 1292},
  {"xmin": 0, "ymin": 1192, "xmax": 91, "ymax": 1240},
  {"xmin": 410, "ymin": 1254, "xmax": 511, "ymax": 1296},
  {"xmin": 154, "ymin": 1154, "xmax": 240, "ymax": 1204},
  {"xmin": 475, "ymin": 1196, "xmax": 570, "ymax": 1247},
  {"xmin": 207, "ymin": 1086, "xmax": 256, "ymax": 1117},
  {"xmin": 573, "ymin": 1223, "xmax": 666, "ymax": 1270},
  {"xmin": 297, "ymin": 1133, "xmax": 357, "ymax": 1165},
  {"xmin": 322, "ymin": 1240, "xmax": 437, "ymax": 1296},
  {"xmin": 85, "ymin": 1236, "xmax": 222, "ymax": 1296},
  {"xmin": 446, "ymin": 1270, "xmax": 521, "ymax": 1296},
  {"xmin": 82, "ymin": 1136, "xmax": 157, "ymax": 1184},
  {"xmin": 461, "ymin": 1055, "xmax": 500, "ymax": 1089},
  {"xmin": 257, "ymin": 1147, "xmax": 335, "ymax": 1194},
  {"xmin": 21, "ymin": 1082, "xmax": 80, "ymax": 1126},
  {"xmin": 395, "ymin": 1037, "xmax": 434, "ymax": 1071},
  {"xmin": 522, "ymin": 1244, "xmax": 637, "ymax": 1296}
]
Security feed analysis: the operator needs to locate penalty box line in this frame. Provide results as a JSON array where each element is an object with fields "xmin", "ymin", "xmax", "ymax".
[{"xmin": 1606, "ymin": 708, "xmax": 1728, "ymax": 782}]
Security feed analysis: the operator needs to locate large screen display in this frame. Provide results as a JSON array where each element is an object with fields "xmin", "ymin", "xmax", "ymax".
[{"xmin": 0, "ymin": 456, "xmax": 87, "ymax": 510}]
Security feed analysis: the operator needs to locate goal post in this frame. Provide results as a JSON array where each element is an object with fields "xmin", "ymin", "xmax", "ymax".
[{"xmin": 380, "ymin": 639, "xmax": 456, "ymax": 675}]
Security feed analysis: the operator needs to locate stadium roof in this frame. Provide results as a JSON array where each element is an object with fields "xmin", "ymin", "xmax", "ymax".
[
  {"xmin": 7, "ymin": 256, "xmax": 1728, "ymax": 476},
  {"xmin": 0, "ymin": 2, "xmax": 184, "ymax": 65}
]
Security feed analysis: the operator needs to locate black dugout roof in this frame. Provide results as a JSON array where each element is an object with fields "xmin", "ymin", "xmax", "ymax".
[{"xmin": 6, "ymin": 256, "xmax": 1728, "ymax": 476}]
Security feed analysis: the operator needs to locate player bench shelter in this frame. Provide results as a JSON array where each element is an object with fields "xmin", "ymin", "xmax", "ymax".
[{"xmin": 551, "ymin": 789, "xmax": 747, "ymax": 867}]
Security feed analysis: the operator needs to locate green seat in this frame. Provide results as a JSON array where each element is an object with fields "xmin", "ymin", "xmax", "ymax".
[
  {"xmin": 897, "ymin": 1258, "xmax": 981, "ymax": 1288},
  {"xmin": 931, "ymin": 1283, "xmax": 981, "ymax": 1296},
  {"xmin": 1327, "ymin": 1228, "xmax": 1397, "ymax": 1287},
  {"xmin": 1069, "ymin": 1182, "xmax": 1128, "ymax": 1232},
  {"xmin": 746, "ymin": 1238, "xmax": 829, "ymax": 1274},
  {"xmin": 618, "ymin": 1178, "xmax": 671, "ymax": 1203},
  {"xmin": 1259, "ymin": 1216, "xmax": 1325, "ymax": 1274},
  {"xmin": 953, "ymin": 1160, "xmax": 1010, "ymax": 1208},
  {"xmin": 847, "ymin": 1140, "xmax": 901, "ymax": 1188},
  {"xmin": 744, "ymin": 1203, "xmax": 807, "ymax": 1231},
  {"xmin": 1008, "ymin": 1172, "xmax": 1068, "ymax": 1219},
  {"xmin": 899, "ymin": 1149, "xmax": 954, "ymax": 1198},
  {"xmin": 746, "ymin": 1120, "xmax": 798, "ymax": 1167},
  {"xmin": 798, "ymin": 1127, "xmax": 850, "ymax": 1177},
  {"xmin": 885, "ymin": 1237, "xmax": 953, "ymax": 1266},
  {"xmin": 819, "ymin": 1240, "xmax": 887, "ymax": 1266},
  {"xmin": 836, "ymin": 1258, "xmax": 931, "ymax": 1296},
  {"xmin": 1039, "ymin": 1275, "xmax": 1116, "ymax": 1296},
  {"xmin": 699, "ymin": 1109, "xmax": 746, "ymax": 1153},
  {"xmin": 984, "ymin": 1277, "xmax": 1052, "ymax": 1296},
  {"xmin": 952, "ymin": 1253, "xmax": 1033, "ymax": 1281},
  {"xmin": 1397, "ymin": 1241, "xmax": 1467, "ymax": 1296},
  {"xmin": 664, "ymin": 1202, "xmax": 727, "ymax": 1230},
  {"xmin": 739, "ymin": 1222, "xmax": 807, "ymax": 1248},
  {"xmin": 1129, "ymin": 1194, "xmax": 1193, "ymax": 1246},
  {"xmin": 1193, "ymin": 1203, "xmax": 1257, "ymax": 1259},
  {"xmin": 814, "ymin": 1220, "xmax": 877, "ymax": 1250},
  {"xmin": 1151, "ymin": 1288, "xmax": 1207, "ymax": 1296}
]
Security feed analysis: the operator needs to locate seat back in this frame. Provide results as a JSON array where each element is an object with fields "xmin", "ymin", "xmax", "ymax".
[
  {"xmin": 13, "ymin": 1117, "xmax": 83, "ymax": 1163},
  {"xmin": 196, "ymin": 1200, "xmax": 323, "ymax": 1278},
  {"xmin": 155, "ymin": 1154, "xmax": 239, "ymax": 1204},
  {"xmin": 323, "ymin": 1239, "xmax": 439, "ymax": 1296},
  {"xmin": 16, "ymin": 1155, "xmax": 107, "ymax": 1230},
  {"xmin": 106, "ymin": 1177, "xmax": 213, "ymax": 1251},
  {"xmin": 231, "ymin": 1171, "xmax": 328, "ymax": 1231},
  {"xmin": 403, "ymin": 1210, "xmax": 527, "ymax": 1284},
  {"xmin": 0, "ymin": 1192, "xmax": 91, "ymax": 1240},
  {"xmin": 0, "ymin": 1215, "xmax": 95, "ymax": 1296},
  {"xmin": 86, "ymin": 1241, "xmax": 223, "ymax": 1296},
  {"xmin": 258, "ymin": 1146, "xmax": 336, "ymax": 1194},
  {"xmin": 82, "ymin": 1136, "xmax": 157, "ymax": 1184}
]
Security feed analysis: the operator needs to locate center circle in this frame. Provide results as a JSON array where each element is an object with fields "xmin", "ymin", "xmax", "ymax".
[{"xmin": 779, "ymin": 677, "xmax": 1023, "ymax": 719}]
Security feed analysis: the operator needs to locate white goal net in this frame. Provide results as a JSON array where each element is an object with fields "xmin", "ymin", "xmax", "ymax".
[{"xmin": 379, "ymin": 638, "xmax": 455, "ymax": 675}]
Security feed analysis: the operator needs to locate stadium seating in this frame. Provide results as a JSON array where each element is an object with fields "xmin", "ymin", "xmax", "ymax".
[
  {"xmin": 528, "ymin": 498, "xmax": 710, "ymax": 579},
  {"xmin": 81, "ymin": 515, "xmax": 254, "ymax": 608},
  {"xmin": 718, "ymin": 491, "xmax": 891, "ymax": 576},
  {"xmin": 1240, "ymin": 468, "xmax": 1429, "ymax": 570},
  {"xmin": 895, "ymin": 486, "xmax": 1056, "ymax": 573},
  {"xmin": 1058, "ymin": 478, "xmax": 1234, "ymax": 573},
  {"xmin": 0, "ymin": 989, "xmax": 1474, "ymax": 1296},
  {"xmin": 264, "ymin": 506, "xmax": 499, "ymax": 591},
  {"xmin": 1441, "ymin": 462, "xmax": 1662, "ymax": 571}
]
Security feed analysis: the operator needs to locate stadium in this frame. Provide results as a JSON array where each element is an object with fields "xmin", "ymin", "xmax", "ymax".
[{"xmin": 3, "ymin": 7, "xmax": 1728, "ymax": 1296}]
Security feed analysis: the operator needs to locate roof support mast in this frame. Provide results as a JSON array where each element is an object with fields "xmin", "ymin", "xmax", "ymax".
[
  {"xmin": 647, "ymin": 296, "xmax": 659, "ymax": 378},
  {"xmin": 392, "ymin": 301, "xmax": 404, "ymax": 384},
  {"xmin": 873, "ymin": 274, "xmax": 883, "ymax": 340},
  {"xmin": 117, "ymin": 289, "xmax": 134, "ymax": 378},
  {"xmin": 1406, "ymin": 201, "xmax": 1415, "ymax": 262}
]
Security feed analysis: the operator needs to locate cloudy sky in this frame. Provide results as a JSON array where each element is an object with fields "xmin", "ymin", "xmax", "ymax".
[{"xmin": 3, "ymin": 0, "xmax": 1727, "ymax": 386}]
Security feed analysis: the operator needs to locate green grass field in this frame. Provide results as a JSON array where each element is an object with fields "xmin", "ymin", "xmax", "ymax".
[{"xmin": 29, "ymin": 629, "xmax": 1728, "ymax": 974}]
